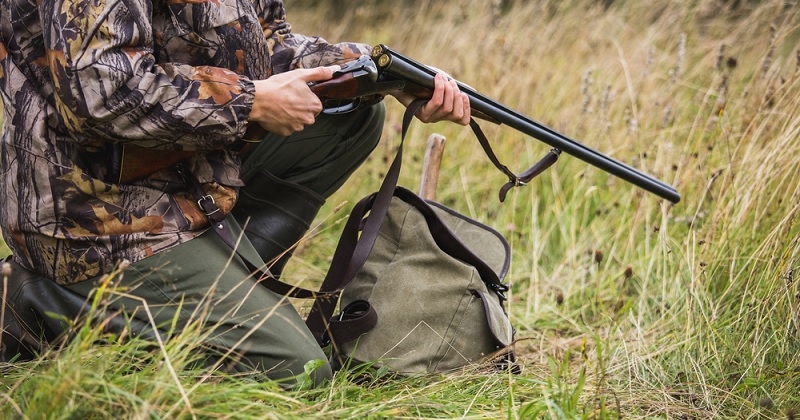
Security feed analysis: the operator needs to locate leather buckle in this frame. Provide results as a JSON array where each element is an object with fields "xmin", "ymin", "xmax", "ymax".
[{"xmin": 197, "ymin": 195, "xmax": 219, "ymax": 217}]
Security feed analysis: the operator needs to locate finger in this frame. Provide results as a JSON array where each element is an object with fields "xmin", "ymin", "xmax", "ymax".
[
  {"xmin": 446, "ymin": 78, "xmax": 461, "ymax": 117},
  {"xmin": 458, "ymin": 92, "xmax": 471, "ymax": 125},
  {"xmin": 309, "ymin": 97, "xmax": 324, "ymax": 115},
  {"xmin": 416, "ymin": 73, "xmax": 447, "ymax": 122},
  {"xmin": 428, "ymin": 73, "xmax": 447, "ymax": 107},
  {"xmin": 427, "ymin": 77, "xmax": 459, "ymax": 123},
  {"xmin": 302, "ymin": 65, "xmax": 341, "ymax": 83},
  {"xmin": 440, "ymin": 77, "xmax": 457, "ymax": 115}
]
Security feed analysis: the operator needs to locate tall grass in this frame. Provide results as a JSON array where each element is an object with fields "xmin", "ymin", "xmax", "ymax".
[{"xmin": 2, "ymin": 0, "xmax": 800, "ymax": 417}]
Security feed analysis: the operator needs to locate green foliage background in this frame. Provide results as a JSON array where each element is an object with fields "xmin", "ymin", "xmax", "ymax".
[{"xmin": 2, "ymin": 0, "xmax": 800, "ymax": 417}]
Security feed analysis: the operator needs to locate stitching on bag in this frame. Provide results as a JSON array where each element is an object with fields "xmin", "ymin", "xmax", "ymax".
[
  {"xmin": 431, "ymin": 273, "xmax": 478, "ymax": 370},
  {"xmin": 377, "ymin": 319, "xmax": 475, "ymax": 370},
  {"xmin": 454, "ymin": 293, "xmax": 480, "ymax": 359}
]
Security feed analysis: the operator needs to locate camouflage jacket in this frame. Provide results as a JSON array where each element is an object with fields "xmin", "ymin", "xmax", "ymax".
[{"xmin": 0, "ymin": 0, "xmax": 369, "ymax": 284}]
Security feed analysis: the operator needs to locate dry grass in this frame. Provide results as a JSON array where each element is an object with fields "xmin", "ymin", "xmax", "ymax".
[{"xmin": 2, "ymin": 0, "xmax": 800, "ymax": 417}]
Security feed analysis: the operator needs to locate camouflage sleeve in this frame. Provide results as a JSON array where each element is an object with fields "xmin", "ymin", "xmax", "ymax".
[
  {"xmin": 40, "ymin": 0, "xmax": 255, "ymax": 151},
  {"xmin": 253, "ymin": 0, "xmax": 372, "ymax": 74},
  {"xmin": 271, "ymin": 33, "xmax": 372, "ymax": 74}
]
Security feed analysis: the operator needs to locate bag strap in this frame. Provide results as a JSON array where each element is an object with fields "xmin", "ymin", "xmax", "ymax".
[
  {"xmin": 180, "ymin": 99, "xmax": 427, "ymax": 303},
  {"xmin": 303, "ymin": 99, "xmax": 428, "ymax": 346},
  {"xmin": 185, "ymin": 170, "xmax": 327, "ymax": 300}
]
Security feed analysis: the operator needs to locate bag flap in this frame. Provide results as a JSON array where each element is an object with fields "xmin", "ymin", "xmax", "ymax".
[{"xmin": 426, "ymin": 200, "xmax": 511, "ymax": 281}]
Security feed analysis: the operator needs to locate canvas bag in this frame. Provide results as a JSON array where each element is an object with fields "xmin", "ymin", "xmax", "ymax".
[
  {"xmin": 318, "ymin": 186, "xmax": 516, "ymax": 373},
  {"xmin": 300, "ymin": 100, "xmax": 562, "ymax": 373}
]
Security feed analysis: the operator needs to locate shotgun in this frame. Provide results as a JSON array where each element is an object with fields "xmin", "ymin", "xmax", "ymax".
[
  {"xmin": 120, "ymin": 44, "xmax": 681, "ymax": 204},
  {"xmin": 309, "ymin": 44, "xmax": 681, "ymax": 203}
]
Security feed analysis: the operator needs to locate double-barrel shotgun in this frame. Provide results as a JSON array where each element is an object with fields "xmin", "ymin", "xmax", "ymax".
[{"xmin": 120, "ymin": 44, "xmax": 681, "ymax": 204}]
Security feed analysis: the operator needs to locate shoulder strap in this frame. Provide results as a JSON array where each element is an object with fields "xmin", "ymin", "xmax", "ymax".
[
  {"xmin": 303, "ymin": 99, "xmax": 427, "ymax": 346},
  {"xmin": 182, "ymin": 99, "xmax": 425, "ymax": 304},
  {"xmin": 187, "ymin": 171, "xmax": 326, "ymax": 299}
]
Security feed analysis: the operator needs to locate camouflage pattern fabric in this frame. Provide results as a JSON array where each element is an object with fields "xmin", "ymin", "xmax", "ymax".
[{"xmin": 0, "ymin": 0, "xmax": 370, "ymax": 284}]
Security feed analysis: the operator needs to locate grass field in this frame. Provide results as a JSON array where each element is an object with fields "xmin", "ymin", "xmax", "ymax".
[{"xmin": 2, "ymin": 0, "xmax": 800, "ymax": 417}]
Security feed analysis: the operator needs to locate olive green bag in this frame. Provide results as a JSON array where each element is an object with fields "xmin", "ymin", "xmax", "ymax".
[
  {"xmin": 302, "ymin": 102, "xmax": 528, "ymax": 374},
  {"xmin": 320, "ymin": 186, "xmax": 516, "ymax": 373},
  {"xmin": 300, "ymin": 99, "xmax": 561, "ymax": 374}
]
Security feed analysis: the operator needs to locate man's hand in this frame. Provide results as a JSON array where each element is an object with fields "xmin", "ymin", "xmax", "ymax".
[
  {"xmin": 391, "ymin": 72, "xmax": 471, "ymax": 126},
  {"xmin": 250, "ymin": 66, "xmax": 340, "ymax": 137}
]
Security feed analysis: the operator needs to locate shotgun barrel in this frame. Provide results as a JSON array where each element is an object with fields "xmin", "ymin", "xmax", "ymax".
[{"xmin": 371, "ymin": 44, "xmax": 681, "ymax": 204}]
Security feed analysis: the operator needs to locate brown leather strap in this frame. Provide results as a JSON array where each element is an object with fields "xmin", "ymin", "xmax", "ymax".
[
  {"xmin": 304, "ymin": 99, "xmax": 427, "ymax": 346},
  {"xmin": 326, "ymin": 300, "xmax": 378, "ymax": 347},
  {"xmin": 468, "ymin": 118, "xmax": 561, "ymax": 202},
  {"xmin": 182, "ymin": 167, "xmax": 330, "ymax": 300}
]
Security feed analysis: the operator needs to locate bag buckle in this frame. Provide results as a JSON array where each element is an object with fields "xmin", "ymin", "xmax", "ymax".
[
  {"xmin": 489, "ymin": 282, "xmax": 510, "ymax": 300},
  {"xmin": 197, "ymin": 194, "xmax": 222, "ymax": 219}
]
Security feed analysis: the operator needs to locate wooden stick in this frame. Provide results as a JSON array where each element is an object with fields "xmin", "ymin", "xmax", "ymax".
[{"xmin": 419, "ymin": 133, "xmax": 446, "ymax": 200}]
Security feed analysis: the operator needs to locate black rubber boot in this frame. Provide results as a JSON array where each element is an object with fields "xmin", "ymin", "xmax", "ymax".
[
  {"xmin": 231, "ymin": 171, "xmax": 325, "ymax": 278},
  {"xmin": 1, "ymin": 257, "xmax": 156, "ymax": 362}
]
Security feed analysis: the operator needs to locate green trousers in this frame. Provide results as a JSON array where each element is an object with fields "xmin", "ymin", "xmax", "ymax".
[{"xmin": 67, "ymin": 103, "xmax": 386, "ymax": 387}]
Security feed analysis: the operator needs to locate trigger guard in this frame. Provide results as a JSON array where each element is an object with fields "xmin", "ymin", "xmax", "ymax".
[{"xmin": 322, "ymin": 98, "xmax": 362, "ymax": 114}]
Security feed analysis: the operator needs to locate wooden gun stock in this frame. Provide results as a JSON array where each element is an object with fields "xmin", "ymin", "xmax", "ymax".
[
  {"xmin": 117, "ymin": 145, "xmax": 194, "ymax": 184},
  {"xmin": 117, "ymin": 124, "xmax": 267, "ymax": 184}
]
